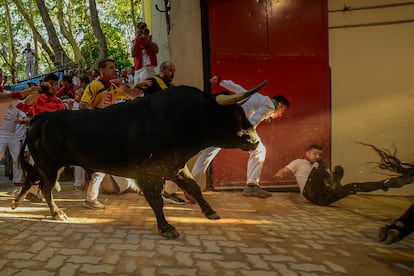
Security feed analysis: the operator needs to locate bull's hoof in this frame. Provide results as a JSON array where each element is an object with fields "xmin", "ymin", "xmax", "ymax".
[
  {"xmin": 205, "ymin": 212, "xmax": 221, "ymax": 220},
  {"xmin": 378, "ymin": 223, "xmax": 402, "ymax": 244},
  {"xmin": 384, "ymin": 229, "xmax": 401, "ymax": 244},
  {"xmin": 160, "ymin": 228, "xmax": 180, "ymax": 239},
  {"xmin": 11, "ymin": 200, "xmax": 17, "ymax": 210},
  {"xmin": 378, "ymin": 225, "xmax": 391, "ymax": 242},
  {"xmin": 52, "ymin": 211, "xmax": 68, "ymax": 221}
]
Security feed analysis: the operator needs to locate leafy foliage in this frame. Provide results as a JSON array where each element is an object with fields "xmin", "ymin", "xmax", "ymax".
[{"xmin": 0, "ymin": 0, "xmax": 141, "ymax": 81}]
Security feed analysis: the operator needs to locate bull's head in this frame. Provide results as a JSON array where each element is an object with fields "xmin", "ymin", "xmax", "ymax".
[{"xmin": 208, "ymin": 80, "xmax": 268, "ymax": 151}]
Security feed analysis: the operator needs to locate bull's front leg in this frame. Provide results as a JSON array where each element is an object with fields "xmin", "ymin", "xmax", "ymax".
[
  {"xmin": 174, "ymin": 166, "xmax": 220, "ymax": 220},
  {"xmin": 140, "ymin": 178, "xmax": 180, "ymax": 238},
  {"xmin": 41, "ymin": 180, "xmax": 68, "ymax": 221},
  {"xmin": 378, "ymin": 203, "xmax": 414, "ymax": 244}
]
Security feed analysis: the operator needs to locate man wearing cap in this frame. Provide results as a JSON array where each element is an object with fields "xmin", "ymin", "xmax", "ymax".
[
  {"xmin": 131, "ymin": 22, "xmax": 158, "ymax": 85},
  {"xmin": 191, "ymin": 76, "xmax": 289, "ymax": 198}
]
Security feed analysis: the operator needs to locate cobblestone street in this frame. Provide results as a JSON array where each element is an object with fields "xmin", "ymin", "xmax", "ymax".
[{"xmin": 0, "ymin": 180, "xmax": 413, "ymax": 275}]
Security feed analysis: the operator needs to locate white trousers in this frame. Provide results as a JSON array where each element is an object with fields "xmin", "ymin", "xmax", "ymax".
[
  {"xmin": 25, "ymin": 60, "xmax": 34, "ymax": 79},
  {"xmin": 191, "ymin": 138, "xmax": 266, "ymax": 186},
  {"xmin": 111, "ymin": 176, "xmax": 139, "ymax": 193},
  {"xmin": 86, "ymin": 173, "xmax": 137, "ymax": 201},
  {"xmin": 134, "ymin": 66, "xmax": 155, "ymax": 85},
  {"xmin": 73, "ymin": 166, "xmax": 85, "ymax": 187},
  {"xmin": 86, "ymin": 172, "xmax": 106, "ymax": 202},
  {"xmin": 0, "ymin": 136, "xmax": 24, "ymax": 184}
]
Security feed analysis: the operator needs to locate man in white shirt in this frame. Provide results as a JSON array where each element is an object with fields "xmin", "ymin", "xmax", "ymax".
[
  {"xmin": 0, "ymin": 101, "xmax": 29, "ymax": 187},
  {"xmin": 191, "ymin": 76, "xmax": 289, "ymax": 198},
  {"xmin": 274, "ymin": 144, "xmax": 324, "ymax": 194},
  {"xmin": 22, "ymin": 43, "xmax": 35, "ymax": 79},
  {"xmin": 274, "ymin": 144, "xmax": 409, "ymax": 205}
]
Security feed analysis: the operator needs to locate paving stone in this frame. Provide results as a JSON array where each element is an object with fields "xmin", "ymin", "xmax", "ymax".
[
  {"xmin": 44, "ymin": 255, "xmax": 69, "ymax": 270},
  {"xmin": 174, "ymin": 252, "xmax": 194, "ymax": 267},
  {"xmin": 193, "ymin": 252, "xmax": 224, "ymax": 261},
  {"xmin": 57, "ymin": 263, "xmax": 81, "ymax": 276},
  {"xmin": 215, "ymin": 260, "xmax": 251, "ymax": 270},
  {"xmin": 32, "ymin": 247, "xmax": 56, "ymax": 261},
  {"xmin": 67, "ymin": 255, "xmax": 102, "ymax": 264},
  {"xmin": 195, "ymin": 260, "xmax": 217, "ymax": 274},
  {"xmin": 263, "ymin": 254, "xmax": 297, "ymax": 263},
  {"xmin": 322, "ymin": 260, "xmax": 347, "ymax": 273},
  {"xmin": 79, "ymin": 263, "xmax": 115, "ymax": 274},
  {"xmin": 15, "ymin": 269, "xmax": 55, "ymax": 276},
  {"xmin": 289, "ymin": 262, "xmax": 329, "ymax": 273},
  {"xmin": 245, "ymin": 254, "xmax": 270, "ymax": 270},
  {"xmin": 271, "ymin": 263, "xmax": 299, "ymax": 275}
]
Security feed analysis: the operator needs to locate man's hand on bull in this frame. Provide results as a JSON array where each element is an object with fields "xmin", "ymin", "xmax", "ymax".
[
  {"xmin": 21, "ymin": 86, "xmax": 41, "ymax": 98},
  {"xmin": 210, "ymin": 75, "xmax": 219, "ymax": 84}
]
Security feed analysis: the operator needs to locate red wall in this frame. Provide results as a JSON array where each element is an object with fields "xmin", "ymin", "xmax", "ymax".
[{"xmin": 208, "ymin": 0, "xmax": 331, "ymax": 187}]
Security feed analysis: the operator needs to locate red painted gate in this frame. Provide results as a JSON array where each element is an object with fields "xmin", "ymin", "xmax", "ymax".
[{"xmin": 207, "ymin": 0, "xmax": 331, "ymax": 188}]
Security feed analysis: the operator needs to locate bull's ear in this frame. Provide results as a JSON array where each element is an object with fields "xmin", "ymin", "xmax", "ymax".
[{"xmin": 215, "ymin": 80, "xmax": 268, "ymax": 105}]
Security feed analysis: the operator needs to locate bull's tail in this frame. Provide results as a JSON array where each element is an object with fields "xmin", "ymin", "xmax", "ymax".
[{"xmin": 19, "ymin": 138, "xmax": 40, "ymax": 183}]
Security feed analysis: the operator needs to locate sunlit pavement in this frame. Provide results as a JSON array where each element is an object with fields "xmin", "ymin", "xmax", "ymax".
[{"xmin": 0, "ymin": 178, "xmax": 413, "ymax": 275}]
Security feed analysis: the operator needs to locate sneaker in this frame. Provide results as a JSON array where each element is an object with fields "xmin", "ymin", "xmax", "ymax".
[
  {"xmin": 243, "ymin": 184, "xmax": 272, "ymax": 198},
  {"xmin": 83, "ymin": 200, "xmax": 105, "ymax": 209},
  {"xmin": 162, "ymin": 192, "xmax": 186, "ymax": 205}
]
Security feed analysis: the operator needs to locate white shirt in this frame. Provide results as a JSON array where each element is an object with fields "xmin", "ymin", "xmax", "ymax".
[
  {"xmin": 0, "ymin": 103, "xmax": 20, "ymax": 134},
  {"xmin": 23, "ymin": 48, "xmax": 34, "ymax": 61},
  {"xmin": 286, "ymin": 159, "xmax": 319, "ymax": 194},
  {"xmin": 15, "ymin": 109, "xmax": 28, "ymax": 141},
  {"xmin": 219, "ymin": 80, "xmax": 275, "ymax": 127}
]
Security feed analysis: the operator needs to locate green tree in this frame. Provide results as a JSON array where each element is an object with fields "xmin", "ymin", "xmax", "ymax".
[
  {"xmin": 1, "ymin": 0, "xmax": 143, "ymax": 81},
  {"xmin": 1, "ymin": 0, "xmax": 17, "ymax": 82}
]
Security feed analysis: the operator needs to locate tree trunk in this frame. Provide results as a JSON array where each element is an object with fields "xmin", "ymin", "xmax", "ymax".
[
  {"xmin": 35, "ymin": 0, "xmax": 72, "ymax": 67},
  {"xmin": 56, "ymin": 0, "xmax": 86, "ymax": 69},
  {"xmin": 28, "ymin": 0, "xmax": 38, "ymax": 77},
  {"xmin": 131, "ymin": 0, "xmax": 137, "ymax": 34},
  {"xmin": 89, "ymin": 0, "xmax": 108, "ymax": 62},
  {"xmin": 11, "ymin": 0, "xmax": 56, "ymax": 67},
  {"xmin": 3, "ymin": 0, "xmax": 17, "ymax": 82}
]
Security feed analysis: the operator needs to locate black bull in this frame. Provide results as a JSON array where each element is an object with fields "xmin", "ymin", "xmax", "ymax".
[{"xmin": 12, "ymin": 82, "xmax": 267, "ymax": 238}]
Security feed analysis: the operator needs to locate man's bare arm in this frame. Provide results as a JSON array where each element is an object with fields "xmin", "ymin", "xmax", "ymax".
[{"xmin": 273, "ymin": 166, "xmax": 292, "ymax": 178}]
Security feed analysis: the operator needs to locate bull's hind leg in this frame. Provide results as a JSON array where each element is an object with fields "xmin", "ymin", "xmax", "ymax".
[
  {"xmin": 139, "ymin": 177, "xmax": 180, "ymax": 238},
  {"xmin": 11, "ymin": 178, "xmax": 35, "ymax": 209}
]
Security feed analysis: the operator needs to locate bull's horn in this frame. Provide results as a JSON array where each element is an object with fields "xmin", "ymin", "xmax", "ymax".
[{"xmin": 215, "ymin": 80, "xmax": 268, "ymax": 105}]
